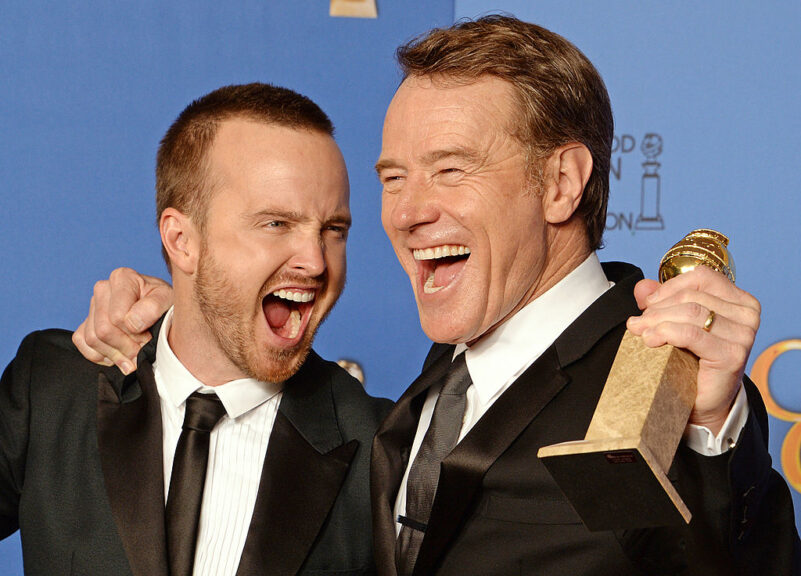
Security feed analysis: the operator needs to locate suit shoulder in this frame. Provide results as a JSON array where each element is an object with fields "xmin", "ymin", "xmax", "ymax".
[
  {"xmin": 305, "ymin": 353, "xmax": 393, "ymax": 426},
  {"xmin": 15, "ymin": 328, "xmax": 80, "ymax": 358},
  {"xmin": 329, "ymin": 361, "xmax": 393, "ymax": 420},
  {"xmin": 5, "ymin": 328, "xmax": 116, "ymax": 387}
]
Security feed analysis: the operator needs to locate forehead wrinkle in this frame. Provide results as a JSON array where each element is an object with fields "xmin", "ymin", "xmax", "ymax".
[{"xmin": 419, "ymin": 146, "xmax": 484, "ymax": 167}]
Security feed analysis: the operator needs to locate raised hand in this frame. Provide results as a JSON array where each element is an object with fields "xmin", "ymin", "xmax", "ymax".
[
  {"xmin": 626, "ymin": 266, "xmax": 760, "ymax": 435},
  {"xmin": 72, "ymin": 267, "xmax": 174, "ymax": 374}
]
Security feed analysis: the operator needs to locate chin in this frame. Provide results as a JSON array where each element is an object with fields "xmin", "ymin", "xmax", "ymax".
[
  {"xmin": 248, "ymin": 340, "xmax": 313, "ymax": 383},
  {"xmin": 420, "ymin": 318, "xmax": 469, "ymax": 346}
]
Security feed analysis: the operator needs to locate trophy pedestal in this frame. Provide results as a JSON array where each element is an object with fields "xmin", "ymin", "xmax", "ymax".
[{"xmin": 538, "ymin": 330, "xmax": 697, "ymax": 531}]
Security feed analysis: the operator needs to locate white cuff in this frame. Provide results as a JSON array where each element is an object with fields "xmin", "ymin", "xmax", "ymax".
[{"xmin": 684, "ymin": 383, "xmax": 749, "ymax": 456}]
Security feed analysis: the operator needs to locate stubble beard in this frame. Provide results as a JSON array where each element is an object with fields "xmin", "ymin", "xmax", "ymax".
[{"xmin": 193, "ymin": 242, "xmax": 319, "ymax": 383}]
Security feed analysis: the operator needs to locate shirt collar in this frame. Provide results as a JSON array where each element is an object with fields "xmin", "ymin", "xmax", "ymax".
[
  {"xmin": 455, "ymin": 252, "xmax": 613, "ymax": 404},
  {"xmin": 153, "ymin": 308, "xmax": 283, "ymax": 419}
]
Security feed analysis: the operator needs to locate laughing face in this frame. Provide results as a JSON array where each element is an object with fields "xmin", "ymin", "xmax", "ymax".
[
  {"xmin": 189, "ymin": 119, "xmax": 349, "ymax": 383},
  {"xmin": 378, "ymin": 76, "xmax": 557, "ymax": 345}
]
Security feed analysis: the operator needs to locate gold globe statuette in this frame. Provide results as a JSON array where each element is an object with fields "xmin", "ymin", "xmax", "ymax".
[
  {"xmin": 659, "ymin": 228, "xmax": 735, "ymax": 284},
  {"xmin": 538, "ymin": 229, "xmax": 735, "ymax": 531}
]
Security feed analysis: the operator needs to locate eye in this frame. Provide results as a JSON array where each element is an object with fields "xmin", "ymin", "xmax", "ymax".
[
  {"xmin": 379, "ymin": 171, "xmax": 405, "ymax": 193},
  {"xmin": 324, "ymin": 224, "xmax": 349, "ymax": 240},
  {"xmin": 264, "ymin": 220, "xmax": 287, "ymax": 229},
  {"xmin": 437, "ymin": 167, "xmax": 464, "ymax": 184}
]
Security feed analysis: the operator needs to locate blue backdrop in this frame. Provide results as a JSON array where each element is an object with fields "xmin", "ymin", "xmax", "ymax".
[{"xmin": 1, "ymin": 2, "xmax": 799, "ymax": 572}]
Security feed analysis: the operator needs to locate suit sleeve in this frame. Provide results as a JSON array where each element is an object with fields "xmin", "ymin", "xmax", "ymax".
[
  {"xmin": 0, "ymin": 332, "xmax": 36, "ymax": 540},
  {"xmin": 621, "ymin": 377, "xmax": 800, "ymax": 575},
  {"xmin": 724, "ymin": 377, "xmax": 801, "ymax": 574}
]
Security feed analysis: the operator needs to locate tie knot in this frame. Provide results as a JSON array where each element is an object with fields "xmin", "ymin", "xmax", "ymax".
[
  {"xmin": 183, "ymin": 392, "xmax": 227, "ymax": 432},
  {"xmin": 440, "ymin": 353, "xmax": 472, "ymax": 396}
]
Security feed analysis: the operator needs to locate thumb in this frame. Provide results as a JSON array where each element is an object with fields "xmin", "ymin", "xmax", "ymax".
[
  {"xmin": 124, "ymin": 277, "xmax": 174, "ymax": 334},
  {"xmin": 633, "ymin": 278, "xmax": 660, "ymax": 310}
]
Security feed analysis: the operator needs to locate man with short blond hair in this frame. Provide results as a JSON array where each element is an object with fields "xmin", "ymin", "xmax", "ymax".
[{"xmin": 0, "ymin": 83, "xmax": 390, "ymax": 576}]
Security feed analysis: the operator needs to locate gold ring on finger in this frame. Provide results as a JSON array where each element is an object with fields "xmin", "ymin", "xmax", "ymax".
[{"xmin": 703, "ymin": 310, "xmax": 716, "ymax": 332}]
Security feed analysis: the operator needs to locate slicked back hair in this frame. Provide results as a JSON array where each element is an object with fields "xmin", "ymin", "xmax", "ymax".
[
  {"xmin": 396, "ymin": 15, "xmax": 613, "ymax": 250},
  {"xmin": 156, "ymin": 83, "xmax": 334, "ymax": 269}
]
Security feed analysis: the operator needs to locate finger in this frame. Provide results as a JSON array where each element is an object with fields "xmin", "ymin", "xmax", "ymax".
[
  {"xmin": 633, "ymin": 279, "xmax": 659, "ymax": 310},
  {"xmin": 635, "ymin": 319, "xmax": 752, "ymax": 371},
  {"xmin": 77, "ymin": 297, "xmax": 140, "ymax": 374},
  {"xmin": 85, "ymin": 281, "xmax": 143, "ymax": 373},
  {"xmin": 78, "ymin": 308, "xmax": 141, "ymax": 374},
  {"xmin": 125, "ymin": 277, "xmax": 174, "ymax": 334},
  {"xmin": 646, "ymin": 267, "xmax": 756, "ymax": 311},
  {"xmin": 634, "ymin": 288, "xmax": 760, "ymax": 333},
  {"xmin": 88, "ymin": 313, "xmax": 145, "ymax": 373},
  {"xmin": 107, "ymin": 267, "xmax": 152, "ymax": 335},
  {"xmin": 632, "ymin": 305, "xmax": 754, "ymax": 351},
  {"xmin": 72, "ymin": 319, "xmax": 112, "ymax": 365}
]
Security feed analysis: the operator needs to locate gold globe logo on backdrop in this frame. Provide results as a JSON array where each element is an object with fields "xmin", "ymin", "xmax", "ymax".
[
  {"xmin": 329, "ymin": 0, "xmax": 377, "ymax": 18},
  {"xmin": 606, "ymin": 132, "xmax": 665, "ymax": 233},
  {"xmin": 750, "ymin": 339, "xmax": 801, "ymax": 493}
]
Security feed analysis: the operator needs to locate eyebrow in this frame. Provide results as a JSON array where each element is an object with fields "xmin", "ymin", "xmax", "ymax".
[
  {"xmin": 374, "ymin": 146, "xmax": 483, "ymax": 175},
  {"xmin": 374, "ymin": 158, "xmax": 400, "ymax": 175},
  {"xmin": 249, "ymin": 209, "xmax": 352, "ymax": 228}
]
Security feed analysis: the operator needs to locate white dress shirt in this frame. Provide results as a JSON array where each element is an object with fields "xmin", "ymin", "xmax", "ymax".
[
  {"xmin": 394, "ymin": 253, "xmax": 748, "ymax": 532},
  {"xmin": 153, "ymin": 308, "xmax": 283, "ymax": 576}
]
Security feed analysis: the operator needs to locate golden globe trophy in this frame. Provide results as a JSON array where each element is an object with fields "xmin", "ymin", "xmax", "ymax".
[{"xmin": 538, "ymin": 229, "xmax": 735, "ymax": 531}]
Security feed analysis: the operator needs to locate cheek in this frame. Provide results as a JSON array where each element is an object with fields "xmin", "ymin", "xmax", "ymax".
[
  {"xmin": 380, "ymin": 195, "xmax": 392, "ymax": 227},
  {"xmin": 329, "ymin": 250, "xmax": 348, "ymax": 282}
]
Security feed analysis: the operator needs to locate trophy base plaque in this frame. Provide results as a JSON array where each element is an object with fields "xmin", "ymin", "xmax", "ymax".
[
  {"xmin": 538, "ymin": 330, "xmax": 697, "ymax": 531},
  {"xmin": 538, "ymin": 437, "xmax": 689, "ymax": 531}
]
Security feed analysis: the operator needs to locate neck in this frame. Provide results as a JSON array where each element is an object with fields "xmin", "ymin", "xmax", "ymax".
[
  {"xmin": 468, "ymin": 222, "xmax": 591, "ymax": 347},
  {"xmin": 167, "ymin": 286, "xmax": 247, "ymax": 387}
]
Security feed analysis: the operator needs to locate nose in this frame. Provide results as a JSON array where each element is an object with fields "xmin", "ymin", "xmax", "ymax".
[
  {"xmin": 386, "ymin": 172, "xmax": 438, "ymax": 232},
  {"xmin": 287, "ymin": 233, "xmax": 327, "ymax": 277}
]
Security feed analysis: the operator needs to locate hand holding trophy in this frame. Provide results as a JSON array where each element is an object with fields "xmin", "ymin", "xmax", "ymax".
[{"xmin": 538, "ymin": 229, "xmax": 735, "ymax": 531}]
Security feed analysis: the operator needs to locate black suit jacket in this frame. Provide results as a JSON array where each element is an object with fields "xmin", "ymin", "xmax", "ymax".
[
  {"xmin": 371, "ymin": 262, "xmax": 800, "ymax": 575},
  {"xmin": 0, "ymin": 321, "xmax": 392, "ymax": 576}
]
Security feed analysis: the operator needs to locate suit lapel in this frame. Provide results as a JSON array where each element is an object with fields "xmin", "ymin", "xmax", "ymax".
[
  {"xmin": 97, "ymin": 339, "xmax": 169, "ymax": 576},
  {"xmin": 412, "ymin": 263, "xmax": 643, "ymax": 574},
  {"xmin": 236, "ymin": 353, "xmax": 359, "ymax": 576},
  {"xmin": 412, "ymin": 346, "xmax": 570, "ymax": 575}
]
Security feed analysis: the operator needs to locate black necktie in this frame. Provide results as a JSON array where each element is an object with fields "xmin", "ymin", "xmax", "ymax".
[
  {"xmin": 166, "ymin": 392, "xmax": 227, "ymax": 576},
  {"xmin": 396, "ymin": 353, "xmax": 472, "ymax": 576}
]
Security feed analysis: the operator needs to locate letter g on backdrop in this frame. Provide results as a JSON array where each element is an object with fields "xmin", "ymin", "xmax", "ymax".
[{"xmin": 751, "ymin": 340, "xmax": 801, "ymax": 493}]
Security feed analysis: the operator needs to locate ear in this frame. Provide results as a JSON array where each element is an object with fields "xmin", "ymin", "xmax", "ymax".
[
  {"xmin": 541, "ymin": 143, "xmax": 593, "ymax": 224},
  {"xmin": 160, "ymin": 207, "xmax": 200, "ymax": 275}
]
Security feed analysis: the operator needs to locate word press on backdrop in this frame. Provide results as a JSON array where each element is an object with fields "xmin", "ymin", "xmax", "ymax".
[{"xmin": 1, "ymin": 1, "xmax": 799, "ymax": 572}]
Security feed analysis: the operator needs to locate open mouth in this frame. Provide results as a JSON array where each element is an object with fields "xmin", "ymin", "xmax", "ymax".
[
  {"xmin": 262, "ymin": 288, "xmax": 316, "ymax": 341},
  {"xmin": 414, "ymin": 244, "xmax": 471, "ymax": 294}
]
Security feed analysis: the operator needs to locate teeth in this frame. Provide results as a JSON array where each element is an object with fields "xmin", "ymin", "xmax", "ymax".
[
  {"xmin": 413, "ymin": 245, "xmax": 470, "ymax": 261},
  {"xmin": 272, "ymin": 289, "xmax": 315, "ymax": 303},
  {"xmin": 287, "ymin": 310, "xmax": 301, "ymax": 339},
  {"xmin": 423, "ymin": 272, "xmax": 444, "ymax": 294}
]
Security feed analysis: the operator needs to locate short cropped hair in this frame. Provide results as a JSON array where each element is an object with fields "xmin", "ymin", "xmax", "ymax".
[
  {"xmin": 155, "ymin": 82, "xmax": 334, "ymax": 266},
  {"xmin": 396, "ymin": 15, "xmax": 613, "ymax": 250}
]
